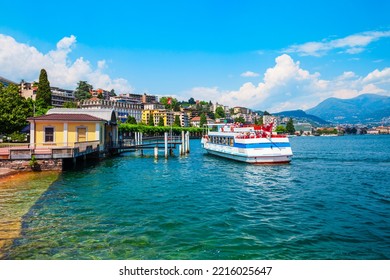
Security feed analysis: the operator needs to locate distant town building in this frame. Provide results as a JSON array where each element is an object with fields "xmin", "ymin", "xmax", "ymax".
[
  {"xmin": 376, "ymin": 126, "xmax": 390, "ymax": 134},
  {"xmin": 20, "ymin": 81, "xmax": 75, "ymax": 107},
  {"xmin": 51, "ymin": 87, "xmax": 76, "ymax": 107},
  {"xmin": 366, "ymin": 129, "xmax": 379, "ymax": 135},
  {"xmin": 190, "ymin": 116, "xmax": 215, "ymax": 127},
  {"xmin": 117, "ymin": 93, "xmax": 158, "ymax": 104},
  {"xmin": 295, "ymin": 123, "xmax": 313, "ymax": 135},
  {"xmin": 90, "ymin": 88, "xmax": 111, "ymax": 100},
  {"xmin": 233, "ymin": 106, "xmax": 251, "ymax": 115},
  {"xmin": 174, "ymin": 112, "xmax": 189, "ymax": 127},
  {"xmin": 81, "ymin": 98, "xmax": 143, "ymax": 123},
  {"xmin": 212, "ymin": 102, "xmax": 230, "ymax": 114},
  {"xmin": 143, "ymin": 103, "xmax": 165, "ymax": 110},
  {"xmin": 142, "ymin": 109, "xmax": 174, "ymax": 126},
  {"xmin": 20, "ymin": 81, "xmax": 37, "ymax": 100}
]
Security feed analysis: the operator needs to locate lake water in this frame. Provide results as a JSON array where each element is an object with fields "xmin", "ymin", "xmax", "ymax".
[{"xmin": 1, "ymin": 135, "xmax": 389, "ymax": 259}]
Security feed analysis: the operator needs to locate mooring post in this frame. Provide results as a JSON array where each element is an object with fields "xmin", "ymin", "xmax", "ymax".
[
  {"xmin": 140, "ymin": 132, "xmax": 143, "ymax": 156},
  {"xmin": 181, "ymin": 131, "xmax": 185, "ymax": 155},
  {"xmin": 154, "ymin": 146, "xmax": 158, "ymax": 159},
  {"xmin": 164, "ymin": 132, "xmax": 168, "ymax": 159},
  {"xmin": 186, "ymin": 131, "xmax": 190, "ymax": 153}
]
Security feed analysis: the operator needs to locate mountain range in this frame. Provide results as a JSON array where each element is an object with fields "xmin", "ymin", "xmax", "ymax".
[
  {"xmin": 305, "ymin": 94, "xmax": 390, "ymax": 124},
  {"xmin": 272, "ymin": 110, "xmax": 330, "ymax": 126}
]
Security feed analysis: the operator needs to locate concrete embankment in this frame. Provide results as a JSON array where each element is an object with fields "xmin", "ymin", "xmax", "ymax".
[{"xmin": 0, "ymin": 168, "xmax": 18, "ymax": 179}]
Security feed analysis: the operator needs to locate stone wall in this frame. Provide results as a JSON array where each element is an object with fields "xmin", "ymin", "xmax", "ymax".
[{"xmin": 0, "ymin": 159, "xmax": 63, "ymax": 171}]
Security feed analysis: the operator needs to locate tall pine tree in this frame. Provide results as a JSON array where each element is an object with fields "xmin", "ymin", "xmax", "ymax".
[
  {"xmin": 148, "ymin": 113, "xmax": 155, "ymax": 126},
  {"xmin": 286, "ymin": 118, "xmax": 295, "ymax": 134},
  {"xmin": 174, "ymin": 115, "xmax": 181, "ymax": 127},
  {"xmin": 199, "ymin": 113, "xmax": 207, "ymax": 127},
  {"xmin": 36, "ymin": 69, "xmax": 52, "ymax": 107}
]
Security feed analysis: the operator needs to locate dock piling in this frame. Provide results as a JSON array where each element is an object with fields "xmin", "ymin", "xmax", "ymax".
[
  {"xmin": 164, "ymin": 132, "xmax": 168, "ymax": 159},
  {"xmin": 181, "ymin": 131, "xmax": 185, "ymax": 155},
  {"xmin": 154, "ymin": 146, "xmax": 158, "ymax": 159},
  {"xmin": 186, "ymin": 131, "xmax": 190, "ymax": 153}
]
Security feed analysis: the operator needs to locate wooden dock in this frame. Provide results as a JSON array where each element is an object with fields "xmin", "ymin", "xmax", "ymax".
[{"xmin": 0, "ymin": 131, "xmax": 191, "ymax": 163}]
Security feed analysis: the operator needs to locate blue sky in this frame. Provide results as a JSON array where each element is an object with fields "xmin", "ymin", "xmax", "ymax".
[{"xmin": 1, "ymin": 0, "xmax": 389, "ymax": 112}]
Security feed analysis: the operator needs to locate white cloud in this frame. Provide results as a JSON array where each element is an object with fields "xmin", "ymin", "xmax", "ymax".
[
  {"xmin": 240, "ymin": 71, "xmax": 260, "ymax": 77},
  {"xmin": 0, "ymin": 34, "xmax": 133, "ymax": 93},
  {"xmin": 337, "ymin": 71, "xmax": 357, "ymax": 80},
  {"xmin": 362, "ymin": 67, "xmax": 390, "ymax": 84},
  {"xmin": 285, "ymin": 30, "xmax": 390, "ymax": 57},
  {"xmin": 182, "ymin": 54, "xmax": 390, "ymax": 112},
  {"xmin": 359, "ymin": 84, "xmax": 386, "ymax": 94}
]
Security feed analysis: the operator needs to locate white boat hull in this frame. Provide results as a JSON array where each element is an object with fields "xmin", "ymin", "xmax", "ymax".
[
  {"xmin": 205, "ymin": 148, "xmax": 292, "ymax": 164},
  {"xmin": 203, "ymin": 141, "xmax": 293, "ymax": 164},
  {"xmin": 202, "ymin": 124, "xmax": 293, "ymax": 164}
]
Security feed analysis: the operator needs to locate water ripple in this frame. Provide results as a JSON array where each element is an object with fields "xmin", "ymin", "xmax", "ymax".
[{"xmin": 2, "ymin": 136, "xmax": 390, "ymax": 259}]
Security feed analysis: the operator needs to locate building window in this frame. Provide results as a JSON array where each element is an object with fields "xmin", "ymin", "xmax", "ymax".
[
  {"xmin": 45, "ymin": 127, "xmax": 54, "ymax": 142},
  {"xmin": 77, "ymin": 127, "xmax": 87, "ymax": 142}
]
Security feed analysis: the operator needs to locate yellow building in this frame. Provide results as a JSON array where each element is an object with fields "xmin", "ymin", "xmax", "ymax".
[
  {"xmin": 142, "ymin": 109, "xmax": 174, "ymax": 126},
  {"xmin": 28, "ymin": 108, "xmax": 117, "ymax": 153}
]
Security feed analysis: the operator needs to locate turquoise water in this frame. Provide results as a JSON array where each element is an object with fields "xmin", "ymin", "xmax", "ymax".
[{"xmin": 2, "ymin": 135, "xmax": 390, "ymax": 259}]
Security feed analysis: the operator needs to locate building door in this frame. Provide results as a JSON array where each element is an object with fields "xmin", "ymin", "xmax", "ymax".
[{"xmin": 77, "ymin": 127, "xmax": 87, "ymax": 142}]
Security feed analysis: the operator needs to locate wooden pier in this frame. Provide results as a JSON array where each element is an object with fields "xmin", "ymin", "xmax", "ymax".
[
  {"xmin": 112, "ymin": 131, "xmax": 191, "ymax": 159},
  {"xmin": 0, "ymin": 132, "xmax": 191, "ymax": 171}
]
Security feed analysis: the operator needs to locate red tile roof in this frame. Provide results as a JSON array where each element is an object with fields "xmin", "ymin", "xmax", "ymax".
[{"xmin": 28, "ymin": 113, "xmax": 105, "ymax": 122}]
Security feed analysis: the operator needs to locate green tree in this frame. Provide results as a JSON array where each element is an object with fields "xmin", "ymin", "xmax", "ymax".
[
  {"xmin": 109, "ymin": 89, "xmax": 116, "ymax": 97},
  {"xmin": 75, "ymin": 81, "xmax": 92, "ymax": 100},
  {"xmin": 0, "ymin": 84, "xmax": 32, "ymax": 134},
  {"xmin": 174, "ymin": 115, "xmax": 181, "ymax": 127},
  {"xmin": 286, "ymin": 118, "xmax": 295, "ymax": 134},
  {"xmin": 63, "ymin": 101, "xmax": 78, "ymax": 108},
  {"xmin": 188, "ymin": 97, "xmax": 195, "ymax": 104},
  {"xmin": 97, "ymin": 92, "xmax": 104, "ymax": 99},
  {"xmin": 31, "ymin": 99, "xmax": 51, "ymax": 116},
  {"xmin": 234, "ymin": 116, "xmax": 245, "ymax": 123},
  {"xmin": 215, "ymin": 106, "xmax": 226, "ymax": 119},
  {"xmin": 254, "ymin": 117, "xmax": 263, "ymax": 125},
  {"xmin": 36, "ymin": 69, "xmax": 52, "ymax": 107},
  {"xmin": 276, "ymin": 125, "xmax": 286, "ymax": 133},
  {"xmin": 126, "ymin": 116, "xmax": 137, "ymax": 124},
  {"xmin": 160, "ymin": 96, "xmax": 180, "ymax": 111},
  {"xmin": 148, "ymin": 113, "xmax": 155, "ymax": 126},
  {"xmin": 199, "ymin": 113, "xmax": 207, "ymax": 127},
  {"xmin": 158, "ymin": 117, "xmax": 165, "ymax": 126}
]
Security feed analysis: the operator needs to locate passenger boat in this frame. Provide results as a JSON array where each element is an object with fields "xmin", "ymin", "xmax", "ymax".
[{"xmin": 201, "ymin": 123, "xmax": 293, "ymax": 164}]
